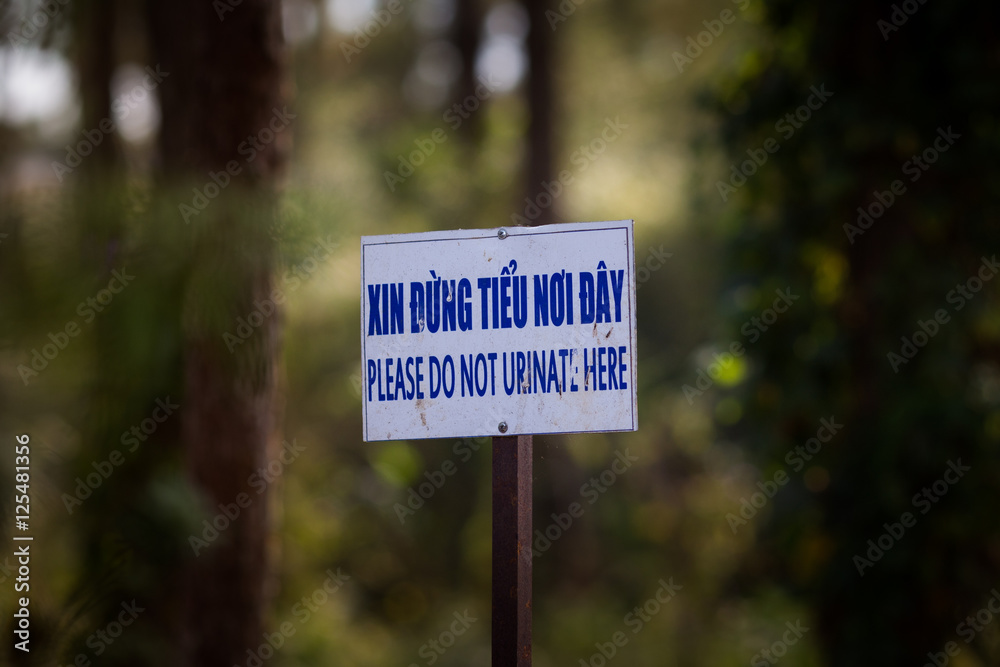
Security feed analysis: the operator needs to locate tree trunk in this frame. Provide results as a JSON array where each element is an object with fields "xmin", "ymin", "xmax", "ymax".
[
  {"xmin": 521, "ymin": 0, "xmax": 555, "ymax": 225},
  {"xmin": 452, "ymin": 0, "xmax": 483, "ymax": 143},
  {"xmin": 145, "ymin": 1, "xmax": 288, "ymax": 664}
]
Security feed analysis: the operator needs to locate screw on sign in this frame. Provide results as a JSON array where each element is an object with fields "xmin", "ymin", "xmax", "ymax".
[{"xmin": 360, "ymin": 220, "xmax": 638, "ymax": 665}]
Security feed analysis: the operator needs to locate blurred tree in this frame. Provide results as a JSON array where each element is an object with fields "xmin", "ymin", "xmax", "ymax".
[
  {"xmin": 452, "ymin": 0, "xmax": 483, "ymax": 143},
  {"xmin": 51, "ymin": 0, "xmax": 289, "ymax": 665},
  {"xmin": 143, "ymin": 0, "xmax": 289, "ymax": 664},
  {"xmin": 710, "ymin": 1, "xmax": 1000, "ymax": 664},
  {"xmin": 520, "ymin": 0, "xmax": 555, "ymax": 225}
]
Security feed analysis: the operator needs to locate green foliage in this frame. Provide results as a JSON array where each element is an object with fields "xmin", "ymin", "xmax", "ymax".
[
  {"xmin": 708, "ymin": 0, "xmax": 1000, "ymax": 664},
  {"xmin": 4, "ymin": 0, "xmax": 997, "ymax": 665}
]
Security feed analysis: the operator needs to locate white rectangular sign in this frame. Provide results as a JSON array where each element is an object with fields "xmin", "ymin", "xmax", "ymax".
[{"xmin": 360, "ymin": 220, "xmax": 637, "ymax": 441}]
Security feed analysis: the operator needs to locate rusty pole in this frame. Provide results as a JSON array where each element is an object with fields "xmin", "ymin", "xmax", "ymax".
[{"xmin": 492, "ymin": 434, "xmax": 532, "ymax": 666}]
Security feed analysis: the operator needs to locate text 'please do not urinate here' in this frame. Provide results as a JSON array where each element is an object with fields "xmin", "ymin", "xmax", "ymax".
[{"xmin": 365, "ymin": 263, "xmax": 630, "ymax": 402}]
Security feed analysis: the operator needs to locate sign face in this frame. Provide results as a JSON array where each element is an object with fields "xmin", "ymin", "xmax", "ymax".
[{"xmin": 360, "ymin": 220, "xmax": 637, "ymax": 442}]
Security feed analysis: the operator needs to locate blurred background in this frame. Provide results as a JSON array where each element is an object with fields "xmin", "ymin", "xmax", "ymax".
[{"xmin": 1, "ymin": 0, "xmax": 999, "ymax": 665}]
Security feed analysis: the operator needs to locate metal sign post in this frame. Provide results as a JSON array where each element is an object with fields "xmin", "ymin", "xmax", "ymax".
[{"xmin": 492, "ymin": 434, "xmax": 532, "ymax": 666}]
